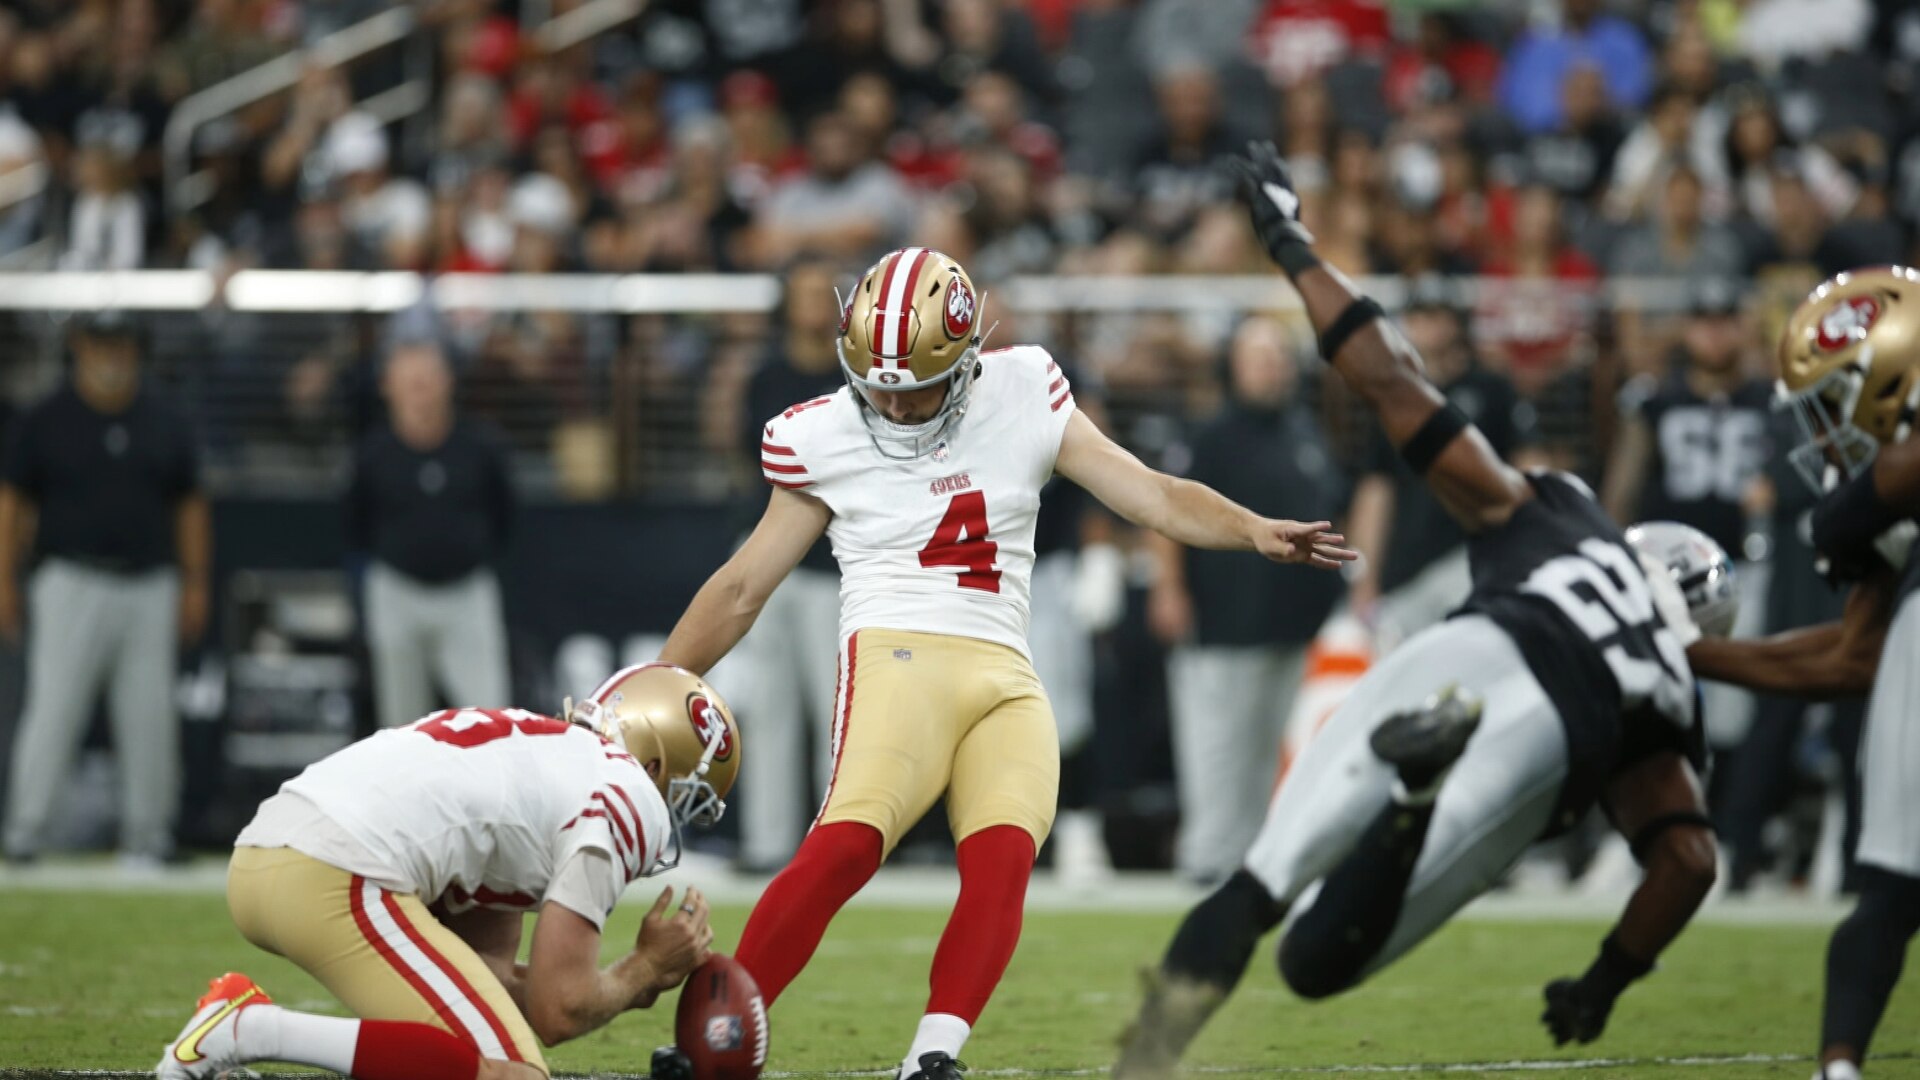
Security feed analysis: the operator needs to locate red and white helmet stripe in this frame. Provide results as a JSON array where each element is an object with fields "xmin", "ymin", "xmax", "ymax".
[{"xmin": 869, "ymin": 246, "xmax": 930, "ymax": 367}]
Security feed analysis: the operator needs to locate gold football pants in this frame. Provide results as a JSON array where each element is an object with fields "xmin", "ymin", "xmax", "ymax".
[{"xmin": 815, "ymin": 629, "xmax": 1060, "ymax": 854}]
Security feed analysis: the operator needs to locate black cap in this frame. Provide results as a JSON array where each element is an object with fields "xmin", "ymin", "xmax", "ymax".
[
  {"xmin": 73, "ymin": 310, "xmax": 142, "ymax": 339},
  {"xmin": 1689, "ymin": 278, "xmax": 1741, "ymax": 317}
]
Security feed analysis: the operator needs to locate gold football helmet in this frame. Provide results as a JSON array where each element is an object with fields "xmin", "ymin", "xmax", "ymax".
[
  {"xmin": 565, "ymin": 663, "xmax": 739, "ymax": 871},
  {"xmin": 836, "ymin": 246, "xmax": 985, "ymax": 458},
  {"xmin": 1778, "ymin": 266, "xmax": 1920, "ymax": 492}
]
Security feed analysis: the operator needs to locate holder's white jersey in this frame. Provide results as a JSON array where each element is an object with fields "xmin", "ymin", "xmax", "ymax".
[
  {"xmin": 236, "ymin": 708, "xmax": 668, "ymax": 924},
  {"xmin": 761, "ymin": 345, "xmax": 1076, "ymax": 657}
]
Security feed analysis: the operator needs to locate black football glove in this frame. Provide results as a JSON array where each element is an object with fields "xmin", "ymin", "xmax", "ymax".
[
  {"xmin": 1224, "ymin": 141, "xmax": 1319, "ymax": 277},
  {"xmin": 650, "ymin": 1046, "xmax": 694, "ymax": 1080},
  {"xmin": 1541, "ymin": 975, "xmax": 1616, "ymax": 1046}
]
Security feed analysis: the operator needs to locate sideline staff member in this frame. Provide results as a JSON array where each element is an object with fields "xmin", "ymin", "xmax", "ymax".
[
  {"xmin": 348, "ymin": 339, "xmax": 514, "ymax": 728},
  {"xmin": 1, "ymin": 311, "xmax": 208, "ymax": 866}
]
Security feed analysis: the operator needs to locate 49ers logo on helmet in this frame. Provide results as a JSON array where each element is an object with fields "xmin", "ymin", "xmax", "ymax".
[
  {"xmin": 686, "ymin": 693, "xmax": 734, "ymax": 762},
  {"xmin": 1816, "ymin": 296, "xmax": 1881, "ymax": 352},
  {"xmin": 944, "ymin": 276, "xmax": 976, "ymax": 340}
]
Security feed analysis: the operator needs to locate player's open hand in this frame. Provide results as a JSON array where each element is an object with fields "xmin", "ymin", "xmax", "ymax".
[
  {"xmin": 1254, "ymin": 519, "xmax": 1357, "ymax": 570},
  {"xmin": 635, "ymin": 886, "xmax": 714, "ymax": 999}
]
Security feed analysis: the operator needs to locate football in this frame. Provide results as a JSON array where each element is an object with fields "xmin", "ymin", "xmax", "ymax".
[{"xmin": 673, "ymin": 953, "xmax": 769, "ymax": 1080}]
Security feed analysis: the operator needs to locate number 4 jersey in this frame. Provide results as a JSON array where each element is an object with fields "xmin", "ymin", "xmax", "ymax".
[
  {"xmin": 761, "ymin": 345, "xmax": 1076, "ymax": 657},
  {"xmin": 235, "ymin": 709, "xmax": 670, "ymax": 928},
  {"xmin": 1456, "ymin": 471, "xmax": 1705, "ymax": 833}
]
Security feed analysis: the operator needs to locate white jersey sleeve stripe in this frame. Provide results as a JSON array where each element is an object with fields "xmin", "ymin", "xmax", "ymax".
[{"xmin": 354, "ymin": 878, "xmax": 511, "ymax": 1059}]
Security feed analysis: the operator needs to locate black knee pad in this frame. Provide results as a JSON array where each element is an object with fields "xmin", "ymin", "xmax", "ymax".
[{"xmin": 1276, "ymin": 925, "xmax": 1353, "ymax": 1001}]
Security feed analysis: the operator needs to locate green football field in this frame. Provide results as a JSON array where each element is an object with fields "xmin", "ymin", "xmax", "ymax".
[{"xmin": 1, "ymin": 889, "xmax": 1916, "ymax": 1078}]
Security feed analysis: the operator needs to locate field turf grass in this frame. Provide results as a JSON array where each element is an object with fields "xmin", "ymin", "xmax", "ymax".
[{"xmin": 1, "ymin": 890, "xmax": 1917, "ymax": 1078}]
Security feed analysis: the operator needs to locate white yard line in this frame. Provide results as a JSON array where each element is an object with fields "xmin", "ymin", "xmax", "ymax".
[{"xmin": 0, "ymin": 860, "xmax": 1853, "ymax": 925}]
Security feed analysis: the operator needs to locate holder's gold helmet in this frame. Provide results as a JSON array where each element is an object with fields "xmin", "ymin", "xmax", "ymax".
[
  {"xmin": 836, "ymin": 246, "xmax": 985, "ymax": 459},
  {"xmin": 565, "ymin": 663, "xmax": 739, "ymax": 870},
  {"xmin": 1778, "ymin": 265, "xmax": 1920, "ymax": 492}
]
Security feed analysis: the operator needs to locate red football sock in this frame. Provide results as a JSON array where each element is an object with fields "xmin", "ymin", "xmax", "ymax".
[
  {"xmin": 350, "ymin": 1019, "xmax": 484, "ymax": 1080},
  {"xmin": 735, "ymin": 820, "xmax": 884, "ymax": 1006},
  {"xmin": 927, "ymin": 824, "xmax": 1037, "ymax": 1023}
]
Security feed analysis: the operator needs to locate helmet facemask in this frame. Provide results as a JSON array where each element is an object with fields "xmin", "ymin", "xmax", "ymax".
[
  {"xmin": 1780, "ymin": 361, "xmax": 1883, "ymax": 494},
  {"xmin": 837, "ymin": 343, "xmax": 980, "ymax": 460}
]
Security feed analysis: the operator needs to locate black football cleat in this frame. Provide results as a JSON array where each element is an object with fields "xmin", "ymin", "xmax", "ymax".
[
  {"xmin": 901, "ymin": 1051, "xmax": 966, "ymax": 1080},
  {"xmin": 1369, "ymin": 683, "xmax": 1483, "ymax": 803}
]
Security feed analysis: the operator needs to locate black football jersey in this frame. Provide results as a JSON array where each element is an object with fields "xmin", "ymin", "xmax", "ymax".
[
  {"xmin": 1455, "ymin": 471, "xmax": 1704, "ymax": 834},
  {"xmin": 1633, "ymin": 375, "xmax": 1772, "ymax": 555}
]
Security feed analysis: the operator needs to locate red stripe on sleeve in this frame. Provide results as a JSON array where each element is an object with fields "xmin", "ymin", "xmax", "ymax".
[
  {"xmin": 380, "ymin": 891, "xmax": 524, "ymax": 1062},
  {"xmin": 1050, "ymin": 392, "xmax": 1073, "ymax": 413},
  {"xmin": 1047, "ymin": 376, "xmax": 1066, "ymax": 395},
  {"xmin": 762, "ymin": 441, "xmax": 797, "ymax": 456},
  {"xmin": 605, "ymin": 784, "xmax": 651, "ymax": 873},
  {"xmin": 762, "ymin": 458, "xmax": 809, "ymax": 475},
  {"xmin": 590, "ymin": 794, "xmax": 639, "ymax": 867},
  {"xmin": 768, "ymin": 477, "xmax": 814, "ymax": 490}
]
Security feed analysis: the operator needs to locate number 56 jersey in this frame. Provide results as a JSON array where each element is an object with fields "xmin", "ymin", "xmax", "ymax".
[{"xmin": 761, "ymin": 345, "xmax": 1076, "ymax": 658}]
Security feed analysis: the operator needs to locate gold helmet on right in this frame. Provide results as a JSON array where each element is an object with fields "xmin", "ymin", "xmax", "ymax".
[
  {"xmin": 565, "ymin": 662, "xmax": 739, "ymax": 871},
  {"xmin": 1778, "ymin": 265, "xmax": 1920, "ymax": 492}
]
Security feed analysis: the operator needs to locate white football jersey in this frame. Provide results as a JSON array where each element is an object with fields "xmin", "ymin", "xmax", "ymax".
[
  {"xmin": 236, "ymin": 708, "xmax": 669, "ymax": 924},
  {"xmin": 760, "ymin": 345, "xmax": 1076, "ymax": 656}
]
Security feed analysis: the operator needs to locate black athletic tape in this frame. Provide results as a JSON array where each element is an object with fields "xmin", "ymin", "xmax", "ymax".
[
  {"xmin": 1316, "ymin": 296, "xmax": 1385, "ymax": 362},
  {"xmin": 1629, "ymin": 811, "xmax": 1714, "ymax": 864},
  {"xmin": 1399, "ymin": 402, "xmax": 1470, "ymax": 476}
]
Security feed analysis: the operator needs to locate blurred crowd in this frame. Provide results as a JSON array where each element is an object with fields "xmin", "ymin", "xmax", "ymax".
[{"xmin": 0, "ymin": 0, "xmax": 1897, "ymax": 886}]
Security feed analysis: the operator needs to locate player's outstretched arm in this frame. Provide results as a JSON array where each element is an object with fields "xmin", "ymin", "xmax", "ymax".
[
  {"xmin": 1542, "ymin": 752, "xmax": 1717, "ymax": 1046},
  {"xmin": 659, "ymin": 487, "xmax": 831, "ymax": 675},
  {"xmin": 1687, "ymin": 574, "xmax": 1892, "ymax": 698},
  {"xmin": 1053, "ymin": 410, "xmax": 1356, "ymax": 568},
  {"xmin": 1229, "ymin": 142, "xmax": 1531, "ymax": 533},
  {"xmin": 524, "ymin": 886, "xmax": 713, "ymax": 1046}
]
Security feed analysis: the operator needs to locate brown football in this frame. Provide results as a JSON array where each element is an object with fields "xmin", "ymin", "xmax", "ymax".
[{"xmin": 674, "ymin": 953, "xmax": 768, "ymax": 1080}]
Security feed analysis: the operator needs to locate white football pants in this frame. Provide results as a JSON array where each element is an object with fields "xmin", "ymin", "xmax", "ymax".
[
  {"xmin": 1857, "ymin": 588, "xmax": 1920, "ymax": 878},
  {"xmin": 1244, "ymin": 614, "xmax": 1568, "ymax": 977}
]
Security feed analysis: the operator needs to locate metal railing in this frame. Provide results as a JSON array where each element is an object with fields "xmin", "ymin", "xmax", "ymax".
[{"xmin": 161, "ymin": 6, "xmax": 424, "ymax": 214}]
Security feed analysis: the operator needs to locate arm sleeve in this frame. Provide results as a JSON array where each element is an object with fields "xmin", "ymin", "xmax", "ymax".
[
  {"xmin": 343, "ymin": 445, "xmax": 373, "ymax": 555},
  {"xmin": 485, "ymin": 433, "xmax": 515, "ymax": 551},
  {"xmin": 542, "ymin": 847, "xmax": 623, "ymax": 930}
]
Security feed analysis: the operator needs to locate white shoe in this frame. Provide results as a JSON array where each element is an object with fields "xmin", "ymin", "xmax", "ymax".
[
  {"xmin": 1813, "ymin": 1061, "xmax": 1863, "ymax": 1080},
  {"xmin": 156, "ymin": 972, "xmax": 272, "ymax": 1080}
]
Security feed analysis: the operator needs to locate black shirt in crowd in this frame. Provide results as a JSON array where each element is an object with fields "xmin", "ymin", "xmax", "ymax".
[
  {"xmin": 742, "ymin": 351, "xmax": 844, "ymax": 575},
  {"xmin": 1179, "ymin": 400, "xmax": 1348, "ymax": 647},
  {"xmin": 1627, "ymin": 369, "xmax": 1772, "ymax": 557},
  {"xmin": 346, "ymin": 419, "xmax": 514, "ymax": 584},
  {"xmin": 1366, "ymin": 365, "xmax": 1534, "ymax": 593},
  {"xmin": 3, "ymin": 384, "xmax": 200, "ymax": 573}
]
